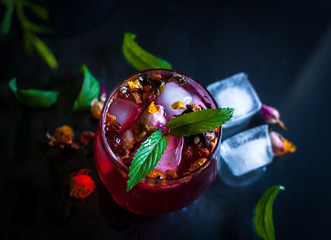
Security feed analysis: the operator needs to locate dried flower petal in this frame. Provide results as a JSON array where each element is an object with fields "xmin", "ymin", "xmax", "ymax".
[
  {"xmin": 69, "ymin": 169, "xmax": 95, "ymax": 200},
  {"xmin": 126, "ymin": 79, "xmax": 143, "ymax": 90},
  {"xmin": 106, "ymin": 113, "xmax": 116, "ymax": 123},
  {"xmin": 165, "ymin": 169, "xmax": 178, "ymax": 179},
  {"xmin": 47, "ymin": 125, "xmax": 79, "ymax": 149},
  {"xmin": 99, "ymin": 83, "xmax": 107, "ymax": 102},
  {"xmin": 122, "ymin": 130, "xmax": 136, "ymax": 150},
  {"xmin": 53, "ymin": 125, "xmax": 74, "ymax": 144},
  {"xmin": 189, "ymin": 158, "xmax": 207, "ymax": 172},
  {"xmin": 147, "ymin": 169, "xmax": 166, "ymax": 179},
  {"xmin": 147, "ymin": 101, "xmax": 160, "ymax": 114},
  {"xmin": 270, "ymin": 131, "xmax": 296, "ymax": 155},
  {"xmin": 80, "ymin": 131, "xmax": 95, "ymax": 147},
  {"xmin": 186, "ymin": 104, "xmax": 201, "ymax": 112},
  {"xmin": 260, "ymin": 104, "xmax": 287, "ymax": 131},
  {"xmin": 138, "ymin": 101, "xmax": 167, "ymax": 132},
  {"xmin": 281, "ymin": 140, "xmax": 296, "ymax": 155},
  {"xmin": 171, "ymin": 101, "xmax": 185, "ymax": 110},
  {"xmin": 90, "ymin": 99, "xmax": 104, "ymax": 119},
  {"xmin": 130, "ymin": 92, "xmax": 142, "ymax": 104},
  {"xmin": 210, "ymin": 137, "xmax": 218, "ymax": 152},
  {"xmin": 151, "ymin": 74, "xmax": 162, "ymax": 80}
]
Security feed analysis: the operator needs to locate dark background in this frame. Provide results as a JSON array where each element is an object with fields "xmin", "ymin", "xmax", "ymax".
[{"xmin": 1, "ymin": 0, "xmax": 331, "ymax": 239}]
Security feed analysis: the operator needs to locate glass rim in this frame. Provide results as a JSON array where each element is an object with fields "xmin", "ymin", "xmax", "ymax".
[{"xmin": 99, "ymin": 68, "xmax": 222, "ymax": 186}]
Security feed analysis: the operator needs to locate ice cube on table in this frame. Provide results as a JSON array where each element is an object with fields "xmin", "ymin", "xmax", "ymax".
[
  {"xmin": 107, "ymin": 98, "xmax": 142, "ymax": 134},
  {"xmin": 155, "ymin": 135, "xmax": 184, "ymax": 173},
  {"xmin": 155, "ymin": 82, "xmax": 193, "ymax": 120},
  {"xmin": 220, "ymin": 124, "xmax": 273, "ymax": 177},
  {"xmin": 207, "ymin": 73, "xmax": 262, "ymax": 128}
]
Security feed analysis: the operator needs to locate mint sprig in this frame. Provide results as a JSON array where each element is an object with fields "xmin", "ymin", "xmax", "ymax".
[
  {"xmin": 253, "ymin": 185, "xmax": 285, "ymax": 240},
  {"xmin": 122, "ymin": 32, "xmax": 172, "ymax": 71},
  {"xmin": 127, "ymin": 130, "xmax": 169, "ymax": 191},
  {"xmin": 0, "ymin": 0, "xmax": 57, "ymax": 69},
  {"xmin": 166, "ymin": 108, "xmax": 234, "ymax": 137},
  {"xmin": 9, "ymin": 78, "xmax": 59, "ymax": 108}
]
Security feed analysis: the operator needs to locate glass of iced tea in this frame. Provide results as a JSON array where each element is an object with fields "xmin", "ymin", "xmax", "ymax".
[{"xmin": 94, "ymin": 69, "xmax": 222, "ymax": 215}]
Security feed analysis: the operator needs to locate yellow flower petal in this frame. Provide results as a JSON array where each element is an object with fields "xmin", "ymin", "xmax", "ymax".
[
  {"xmin": 279, "ymin": 140, "xmax": 296, "ymax": 155},
  {"xmin": 147, "ymin": 101, "xmax": 160, "ymax": 114},
  {"xmin": 126, "ymin": 79, "xmax": 142, "ymax": 90},
  {"xmin": 106, "ymin": 113, "xmax": 116, "ymax": 123},
  {"xmin": 171, "ymin": 101, "xmax": 185, "ymax": 110}
]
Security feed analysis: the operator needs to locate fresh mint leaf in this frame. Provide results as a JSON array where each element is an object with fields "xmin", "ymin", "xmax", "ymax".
[
  {"xmin": 73, "ymin": 64, "xmax": 100, "ymax": 113},
  {"xmin": 122, "ymin": 32, "xmax": 172, "ymax": 71},
  {"xmin": 253, "ymin": 185, "xmax": 285, "ymax": 240},
  {"xmin": 127, "ymin": 130, "xmax": 168, "ymax": 191},
  {"xmin": 0, "ymin": 0, "xmax": 14, "ymax": 36},
  {"xmin": 9, "ymin": 78, "xmax": 59, "ymax": 108},
  {"xmin": 166, "ymin": 108, "xmax": 234, "ymax": 137}
]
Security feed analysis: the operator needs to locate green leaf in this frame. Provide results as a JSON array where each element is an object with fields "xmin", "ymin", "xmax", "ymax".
[
  {"xmin": 127, "ymin": 130, "xmax": 169, "ymax": 191},
  {"xmin": 73, "ymin": 64, "xmax": 100, "ymax": 113},
  {"xmin": 253, "ymin": 185, "xmax": 285, "ymax": 240},
  {"xmin": 21, "ymin": 18, "xmax": 53, "ymax": 34},
  {"xmin": 9, "ymin": 78, "xmax": 59, "ymax": 108},
  {"xmin": 15, "ymin": 1, "xmax": 53, "ymax": 34},
  {"xmin": 122, "ymin": 32, "xmax": 172, "ymax": 71},
  {"xmin": 23, "ymin": 30, "xmax": 33, "ymax": 54},
  {"xmin": 22, "ymin": 1, "xmax": 49, "ymax": 20},
  {"xmin": 0, "ymin": 0, "xmax": 14, "ymax": 36},
  {"xmin": 30, "ymin": 33, "xmax": 58, "ymax": 69},
  {"xmin": 166, "ymin": 108, "xmax": 234, "ymax": 137}
]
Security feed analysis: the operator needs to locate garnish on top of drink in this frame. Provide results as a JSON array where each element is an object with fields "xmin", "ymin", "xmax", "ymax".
[{"xmin": 103, "ymin": 71, "xmax": 233, "ymax": 191}]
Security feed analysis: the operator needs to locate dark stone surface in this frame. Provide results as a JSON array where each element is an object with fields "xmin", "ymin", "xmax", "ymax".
[{"xmin": 0, "ymin": 0, "xmax": 331, "ymax": 239}]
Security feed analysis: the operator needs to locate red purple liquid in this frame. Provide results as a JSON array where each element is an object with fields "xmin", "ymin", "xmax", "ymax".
[{"xmin": 94, "ymin": 69, "xmax": 221, "ymax": 215}]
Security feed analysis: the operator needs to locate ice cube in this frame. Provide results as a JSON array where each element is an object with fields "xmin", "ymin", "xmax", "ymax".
[
  {"xmin": 220, "ymin": 124, "xmax": 273, "ymax": 177},
  {"xmin": 155, "ymin": 135, "xmax": 184, "ymax": 173},
  {"xmin": 155, "ymin": 82, "xmax": 193, "ymax": 120},
  {"xmin": 107, "ymin": 98, "xmax": 142, "ymax": 134},
  {"xmin": 207, "ymin": 73, "xmax": 262, "ymax": 128}
]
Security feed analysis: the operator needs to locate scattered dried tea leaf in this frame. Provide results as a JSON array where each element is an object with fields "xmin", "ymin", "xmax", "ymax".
[
  {"xmin": 80, "ymin": 131, "xmax": 95, "ymax": 147},
  {"xmin": 69, "ymin": 169, "xmax": 95, "ymax": 200},
  {"xmin": 147, "ymin": 169, "xmax": 166, "ymax": 179},
  {"xmin": 186, "ymin": 104, "xmax": 201, "ymax": 112},
  {"xmin": 165, "ymin": 169, "xmax": 178, "ymax": 179},
  {"xmin": 189, "ymin": 158, "xmax": 207, "ymax": 172},
  {"xmin": 122, "ymin": 130, "xmax": 136, "ymax": 150}
]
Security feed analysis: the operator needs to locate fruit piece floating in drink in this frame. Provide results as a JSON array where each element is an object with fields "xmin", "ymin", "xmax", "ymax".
[{"xmin": 94, "ymin": 69, "xmax": 233, "ymax": 215}]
